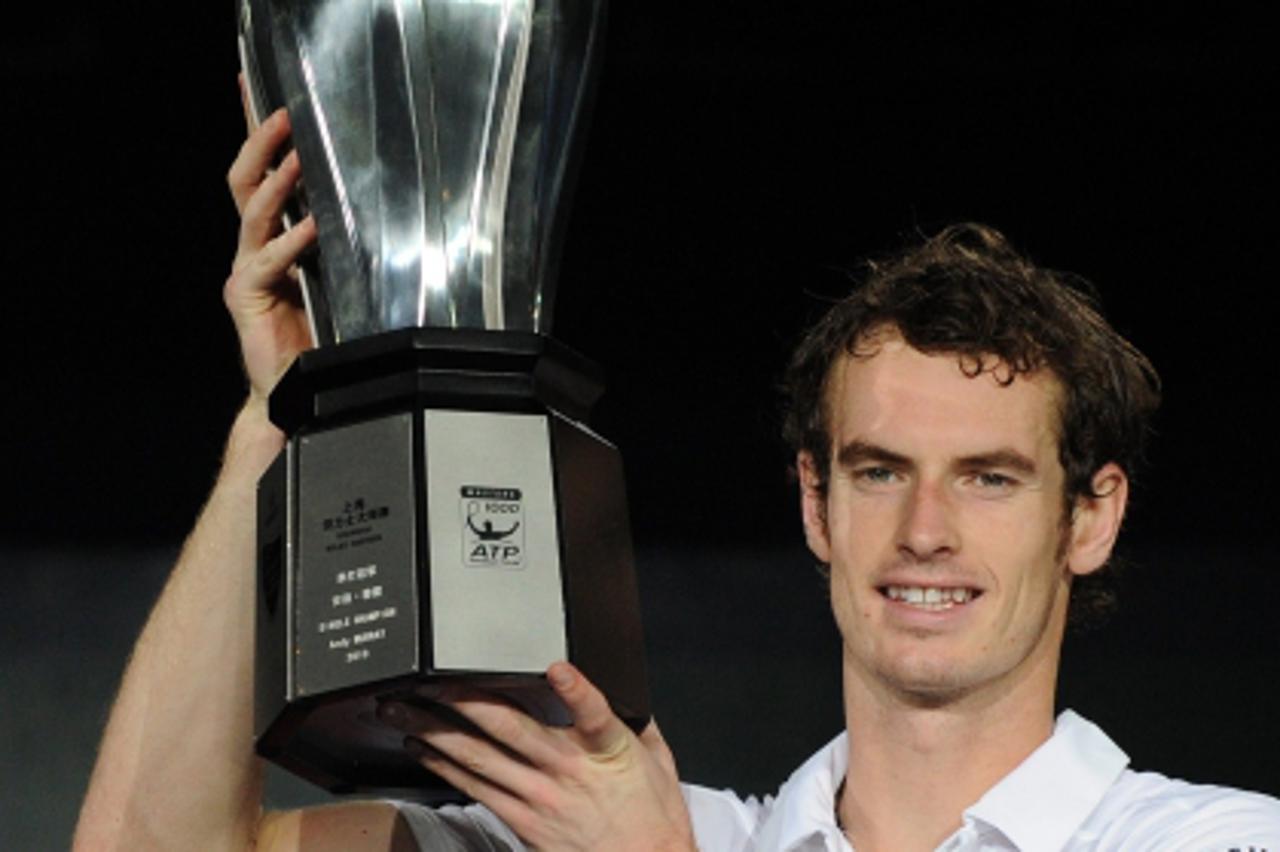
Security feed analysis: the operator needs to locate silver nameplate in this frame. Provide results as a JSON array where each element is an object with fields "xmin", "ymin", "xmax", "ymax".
[{"xmin": 424, "ymin": 410, "xmax": 566, "ymax": 672}]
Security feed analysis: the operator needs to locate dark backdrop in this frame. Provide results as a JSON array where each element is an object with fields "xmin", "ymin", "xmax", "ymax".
[{"xmin": 2, "ymin": 4, "xmax": 1276, "ymax": 847}]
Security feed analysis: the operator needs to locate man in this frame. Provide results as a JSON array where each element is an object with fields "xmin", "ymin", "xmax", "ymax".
[{"xmin": 75, "ymin": 111, "xmax": 1280, "ymax": 850}]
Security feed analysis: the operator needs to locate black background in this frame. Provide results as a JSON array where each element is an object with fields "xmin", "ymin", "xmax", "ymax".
[
  {"xmin": 4, "ymin": 3, "xmax": 1277, "ymax": 549},
  {"xmin": 2, "ymin": 2, "xmax": 1277, "ymax": 844}
]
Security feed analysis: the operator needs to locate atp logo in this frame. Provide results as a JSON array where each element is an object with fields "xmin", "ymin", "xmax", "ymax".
[{"xmin": 460, "ymin": 486, "xmax": 525, "ymax": 568}]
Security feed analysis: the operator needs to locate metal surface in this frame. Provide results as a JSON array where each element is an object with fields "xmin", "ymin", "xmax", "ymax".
[
  {"xmin": 424, "ymin": 410, "xmax": 567, "ymax": 672},
  {"xmin": 295, "ymin": 414, "xmax": 420, "ymax": 697},
  {"xmin": 238, "ymin": 0, "xmax": 604, "ymax": 343}
]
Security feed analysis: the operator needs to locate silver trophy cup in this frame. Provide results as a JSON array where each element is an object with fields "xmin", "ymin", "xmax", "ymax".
[{"xmin": 239, "ymin": 0, "xmax": 648, "ymax": 799}]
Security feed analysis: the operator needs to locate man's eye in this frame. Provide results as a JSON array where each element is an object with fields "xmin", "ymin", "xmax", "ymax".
[
  {"xmin": 856, "ymin": 467, "xmax": 898, "ymax": 484},
  {"xmin": 972, "ymin": 472, "xmax": 1016, "ymax": 489}
]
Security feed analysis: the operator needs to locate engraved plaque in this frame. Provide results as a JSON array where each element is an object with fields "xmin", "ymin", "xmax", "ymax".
[{"xmin": 295, "ymin": 415, "xmax": 419, "ymax": 696}]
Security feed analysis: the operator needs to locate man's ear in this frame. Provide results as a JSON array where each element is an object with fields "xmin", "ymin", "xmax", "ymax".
[
  {"xmin": 798, "ymin": 451, "xmax": 832, "ymax": 563},
  {"xmin": 1066, "ymin": 462, "xmax": 1128, "ymax": 577}
]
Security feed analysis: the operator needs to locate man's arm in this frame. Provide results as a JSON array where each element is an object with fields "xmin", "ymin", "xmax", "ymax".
[
  {"xmin": 74, "ymin": 399, "xmax": 276, "ymax": 849},
  {"xmin": 73, "ymin": 108, "xmax": 324, "ymax": 851}
]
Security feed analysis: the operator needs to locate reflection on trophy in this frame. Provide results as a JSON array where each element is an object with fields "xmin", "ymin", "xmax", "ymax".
[{"xmin": 237, "ymin": 0, "xmax": 648, "ymax": 800}]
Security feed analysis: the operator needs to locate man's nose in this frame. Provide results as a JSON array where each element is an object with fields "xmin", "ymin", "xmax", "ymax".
[{"xmin": 896, "ymin": 479, "xmax": 959, "ymax": 561}]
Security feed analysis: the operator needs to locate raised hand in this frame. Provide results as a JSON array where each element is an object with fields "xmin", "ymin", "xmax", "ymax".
[
  {"xmin": 224, "ymin": 106, "xmax": 317, "ymax": 402},
  {"xmin": 378, "ymin": 662, "xmax": 696, "ymax": 852}
]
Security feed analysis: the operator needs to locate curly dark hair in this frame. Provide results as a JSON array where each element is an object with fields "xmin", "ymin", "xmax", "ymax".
[{"xmin": 781, "ymin": 223, "xmax": 1161, "ymax": 625}]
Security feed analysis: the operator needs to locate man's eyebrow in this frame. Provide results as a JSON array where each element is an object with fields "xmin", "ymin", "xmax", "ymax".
[
  {"xmin": 835, "ymin": 440, "xmax": 912, "ymax": 469},
  {"xmin": 955, "ymin": 449, "xmax": 1038, "ymax": 476},
  {"xmin": 834, "ymin": 443, "xmax": 1039, "ymax": 477}
]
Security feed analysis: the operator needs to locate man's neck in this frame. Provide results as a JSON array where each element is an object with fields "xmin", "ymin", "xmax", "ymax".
[{"xmin": 837, "ymin": 654, "xmax": 1059, "ymax": 852}]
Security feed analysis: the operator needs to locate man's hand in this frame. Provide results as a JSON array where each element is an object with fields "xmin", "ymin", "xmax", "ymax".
[
  {"xmin": 225, "ymin": 105, "xmax": 317, "ymax": 402},
  {"xmin": 377, "ymin": 662, "xmax": 697, "ymax": 852}
]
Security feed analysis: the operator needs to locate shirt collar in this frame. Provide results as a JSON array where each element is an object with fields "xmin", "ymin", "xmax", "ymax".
[
  {"xmin": 753, "ymin": 711, "xmax": 1127, "ymax": 852},
  {"xmin": 964, "ymin": 710, "xmax": 1130, "ymax": 850},
  {"xmin": 754, "ymin": 731, "xmax": 851, "ymax": 852}
]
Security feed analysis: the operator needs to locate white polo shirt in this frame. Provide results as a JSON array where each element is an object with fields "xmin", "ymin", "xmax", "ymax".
[{"xmin": 398, "ymin": 711, "xmax": 1280, "ymax": 851}]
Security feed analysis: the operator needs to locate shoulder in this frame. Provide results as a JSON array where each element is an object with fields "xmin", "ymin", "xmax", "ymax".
[{"xmin": 1084, "ymin": 769, "xmax": 1280, "ymax": 849}]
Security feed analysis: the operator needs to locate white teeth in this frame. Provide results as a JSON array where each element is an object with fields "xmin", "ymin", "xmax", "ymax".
[{"xmin": 884, "ymin": 585, "xmax": 976, "ymax": 610}]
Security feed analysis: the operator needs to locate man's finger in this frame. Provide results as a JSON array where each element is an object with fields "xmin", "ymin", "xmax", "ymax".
[
  {"xmin": 235, "ymin": 212, "xmax": 314, "ymax": 277},
  {"xmin": 227, "ymin": 107, "xmax": 291, "ymax": 214},
  {"xmin": 401, "ymin": 736, "xmax": 545, "ymax": 841},
  {"xmin": 237, "ymin": 149, "xmax": 303, "ymax": 257},
  {"xmin": 237, "ymin": 72, "xmax": 258, "ymax": 135},
  {"xmin": 422, "ymin": 684, "xmax": 572, "ymax": 771},
  {"xmin": 226, "ymin": 215, "xmax": 316, "ymax": 313},
  {"xmin": 546, "ymin": 662, "xmax": 631, "ymax": 758},
  {"xmin": 377, "ymin": 702, "xmax": 552, "ymax": 801}
]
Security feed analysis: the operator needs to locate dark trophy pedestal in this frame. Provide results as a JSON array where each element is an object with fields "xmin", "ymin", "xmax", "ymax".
[{"xmin": 255, "ymin": 329, "xmax": 648, "ymax": 799}]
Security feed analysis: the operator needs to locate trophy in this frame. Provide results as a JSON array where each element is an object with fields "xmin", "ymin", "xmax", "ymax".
[{"xmin": 238, "ymin": 0, "xmax": 648, "ymax": 800}]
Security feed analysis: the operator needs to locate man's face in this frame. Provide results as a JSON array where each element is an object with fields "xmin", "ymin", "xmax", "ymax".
[{"xmin": 800, "ymin": 333, "xmax": 1122, "ymax": 704}]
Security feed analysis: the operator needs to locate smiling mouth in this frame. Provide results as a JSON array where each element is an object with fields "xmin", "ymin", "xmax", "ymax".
[{"xmin": 880, "ymin": 585, "xmax": 983, "ymax": 611}]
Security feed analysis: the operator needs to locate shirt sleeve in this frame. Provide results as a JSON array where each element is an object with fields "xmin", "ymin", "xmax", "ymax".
[
  {"xmin": 1112, "ymin": 786, "xmax": 1280, "ymax": 852},
  {"xmin": 1161, "ymin": 791, "xmax": 1280, "ymax": 851},
  {"xmin": 392, "ymin": 800, "xmax": 526, "ymax": 851},
  {"xmin": 391, "ymin": 784, "xmax": 765, "ymax": 851}
]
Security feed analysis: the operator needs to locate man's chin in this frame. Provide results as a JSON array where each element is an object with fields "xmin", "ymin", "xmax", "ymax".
[
  {"xmin": 877, "ymin": 658, "xmax": 981, "ymax": 707},
  {"xmin": 893, "ymin": 681, "xmax": 974, "ymax": 709}
]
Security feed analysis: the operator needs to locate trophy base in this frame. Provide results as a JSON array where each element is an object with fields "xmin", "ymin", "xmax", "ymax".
[
  {"xmin": 258, "ymin": 675, "xmax": 568, "ymax": 801},
  {"xmin": 254, "ymin": 330, "xmax": 648, "ymax": 799}
]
